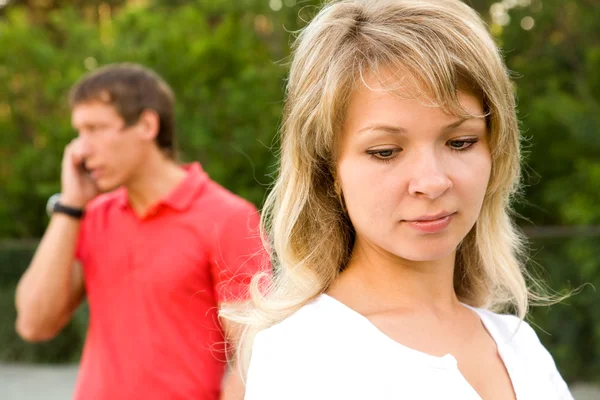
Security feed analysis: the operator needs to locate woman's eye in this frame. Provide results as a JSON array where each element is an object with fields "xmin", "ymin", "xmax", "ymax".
[
  {"xmin": 366, "ymin": 148, "xmax": 400, "ymax": 162},
  {"xmin": 448, "ymin": 139, "xmax": 477, "ymax": 151},
  {"xmin": 375, "ymin": 149, "xmax": 394, "ymax": 158}
]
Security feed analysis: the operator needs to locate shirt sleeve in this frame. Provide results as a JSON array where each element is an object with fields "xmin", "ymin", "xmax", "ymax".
[
  {"xmin": 523, "ymin": 322, "xmax": 574, "ymax": 400},
  {"xmin": 210, "ymin": 202, "xmax": 270, "ymax": 304}
]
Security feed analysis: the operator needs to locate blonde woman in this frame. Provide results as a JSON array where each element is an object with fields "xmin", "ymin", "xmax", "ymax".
[{"xmin": 222, "ymin": 0, "xmax": 573, "ymax": 399}]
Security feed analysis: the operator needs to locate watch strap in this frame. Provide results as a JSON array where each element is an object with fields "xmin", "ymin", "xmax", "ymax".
[{"xmin": 53, "ymin": 201, "xmax": 85, "ymax": 219}]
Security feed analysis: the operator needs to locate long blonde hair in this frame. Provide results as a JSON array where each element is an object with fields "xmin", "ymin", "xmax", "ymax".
[{"xmin": 222, "ymin": 0, "xmax": 544, "ymax": 373}]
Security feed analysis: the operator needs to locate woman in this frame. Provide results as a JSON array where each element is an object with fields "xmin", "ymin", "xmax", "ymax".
[{"xmin": 222, "ymin": 0, "xmax": 573, "ymax": 399}]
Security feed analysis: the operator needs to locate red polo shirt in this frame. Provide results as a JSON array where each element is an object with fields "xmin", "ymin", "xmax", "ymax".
[{"xmin": 73, "ymin": 163, "xmax": 267, "ymax": 400}]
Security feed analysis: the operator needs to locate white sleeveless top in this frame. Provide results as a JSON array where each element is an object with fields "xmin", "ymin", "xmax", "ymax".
[{"xmin": 245, "ymin": 294, "xmax": 573, "ymax": 400}]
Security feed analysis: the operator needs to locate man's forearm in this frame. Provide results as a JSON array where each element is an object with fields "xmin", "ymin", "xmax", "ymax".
[{"xmin": 15, "ymin": 214, "xmax": 83, "ymax": 341}]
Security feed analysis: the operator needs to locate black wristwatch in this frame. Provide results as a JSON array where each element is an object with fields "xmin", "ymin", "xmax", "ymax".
[{"xmin": 46, "ymin": 193, "xmax": 85, "ymax": 219}]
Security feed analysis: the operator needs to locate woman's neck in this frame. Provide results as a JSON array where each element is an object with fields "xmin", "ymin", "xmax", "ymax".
[{"xmin": 329, "ymin": 238, "xmax": 461, "ymax": 315}]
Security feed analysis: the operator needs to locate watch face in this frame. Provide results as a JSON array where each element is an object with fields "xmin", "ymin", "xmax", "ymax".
[{"xmin": 46, "ymin": 193, "xmax": 62, "ymax": 217}]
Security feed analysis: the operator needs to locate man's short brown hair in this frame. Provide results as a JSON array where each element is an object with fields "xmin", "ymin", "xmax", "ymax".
[{"xmin": 69, "ymin": 63, "xmax": 176, "ymax": 159}]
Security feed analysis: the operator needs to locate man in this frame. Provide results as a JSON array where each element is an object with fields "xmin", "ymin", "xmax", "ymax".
[{"xmin": 15, "ymin": 63, "xmax": 265, "ymax": 399}]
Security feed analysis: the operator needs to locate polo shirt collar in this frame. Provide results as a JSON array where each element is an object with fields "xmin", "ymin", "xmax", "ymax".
[
  {"xmin": 161, "ymin": 162, "xmax": 207, "ymax": 211},
  {"xmin": 116, "ymin": 188, "xmax": 129, "ymax": 209},
  {"xmin": 116, "ymin": 162, "xmax": 208, "ymax": 212}
]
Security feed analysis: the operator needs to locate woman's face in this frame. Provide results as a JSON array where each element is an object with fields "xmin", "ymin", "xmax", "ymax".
[{"xmin": 337, "ymin": 73, "xmax": 491, "ymax": 262}]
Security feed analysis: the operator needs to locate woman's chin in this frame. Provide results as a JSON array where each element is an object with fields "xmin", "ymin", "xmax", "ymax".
[{"xmin": 390, "ymin": 242, "xmax": 458, "ymax": 263}]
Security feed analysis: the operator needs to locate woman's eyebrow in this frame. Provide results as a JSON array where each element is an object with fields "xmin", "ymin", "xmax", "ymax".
[
  {"xmin": 357, "ymin": 117, "xmax": 485, "ymax": 136},
  {"xmin": 443, "ymin": 117, "xmax": 486, "ymax": 132},
  {"xmin": 356, "ymin": 124, "xmax": 406, "ymax": 135}
]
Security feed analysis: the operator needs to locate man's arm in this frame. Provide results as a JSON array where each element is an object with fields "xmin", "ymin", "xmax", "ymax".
[
  {"xmin": 15, "ymin": 138, "xmax": 97, "ymax": 342},
  {"xmin": 15, "ymin": 214, "xmax": 86, "ymax": 341}
]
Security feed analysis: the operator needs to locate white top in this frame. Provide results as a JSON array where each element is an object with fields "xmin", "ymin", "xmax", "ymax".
[{"xmin": 245, "ymin": 294, "xmax": 573, "ymax": 400}]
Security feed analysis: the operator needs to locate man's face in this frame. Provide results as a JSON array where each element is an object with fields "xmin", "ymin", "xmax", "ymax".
[{"xmin": 71, "ymin": 101, "xmax": 146, "ymax": 192}]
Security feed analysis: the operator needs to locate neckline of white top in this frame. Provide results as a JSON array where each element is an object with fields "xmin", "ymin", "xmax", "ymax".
[{"xmin": 318, "ymin": 293, "xmax": 508, "ymax": 370}]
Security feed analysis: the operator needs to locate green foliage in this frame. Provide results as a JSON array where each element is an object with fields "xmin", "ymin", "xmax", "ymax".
[
  {"xmin": 527, "ymin": 236, "xmax": 600, "ymax": 383},
  {"xmin": 494, "ymin": 1, "xmax": 600, "ymax": 225},
  {"xmin": 491, "ymin": 3, "xmax": 600, "ymax": 381}
]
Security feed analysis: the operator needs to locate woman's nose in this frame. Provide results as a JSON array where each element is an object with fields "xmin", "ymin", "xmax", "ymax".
[{"xmin": 407, "ymin": 151, "xmax": 453, "ymax": 200}]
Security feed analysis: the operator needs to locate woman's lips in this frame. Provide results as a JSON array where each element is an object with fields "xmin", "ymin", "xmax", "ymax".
[{"xmin": 404, "ymin": 213, "xmax": 456, "ymax": 233}]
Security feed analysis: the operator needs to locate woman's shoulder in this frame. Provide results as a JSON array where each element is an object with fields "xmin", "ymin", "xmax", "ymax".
[
  {"xmin": 254, "ymin": 295, "xmax": 340, "ymax": 348},
  {"xmin": 469, "ymin": 306, "xmax": 540, "ymax": 347},
  {"xmin": 469, "ymin": 307, "xmax": 525, "ymax": 338},
  {"xmin": 246, "ymin": 296, "xmax": 348, "ymax": 399},
  {"xmin": 469, "ymin": 307, "xmax": 563, "ymax": 371},
  {"xmin": 249, "ymin": 294, "xmax": 369, "ymax": 375},
  {"xmin": 467, "ymin": 306, "xmax": 544, "ymax": 352},
  {"xmin": 471, "ymin": 306, "xmax": 573, "ymax": 398}
]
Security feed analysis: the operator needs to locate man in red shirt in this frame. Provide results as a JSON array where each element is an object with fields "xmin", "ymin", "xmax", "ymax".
[{"xmin": 15, "ymin": 63, "xmax": 266, "ymax": 399}]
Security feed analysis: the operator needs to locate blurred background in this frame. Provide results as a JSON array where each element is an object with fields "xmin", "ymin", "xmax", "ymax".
[{"xmin": 0, "ymin": 0, "xmax": 598, "ymax": 398}]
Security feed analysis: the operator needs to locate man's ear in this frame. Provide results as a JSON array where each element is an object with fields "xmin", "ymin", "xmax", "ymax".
[{"xmin": 136, "ymin": 109, "xmax": 160, "ymax": 142}]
